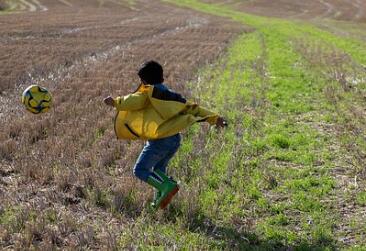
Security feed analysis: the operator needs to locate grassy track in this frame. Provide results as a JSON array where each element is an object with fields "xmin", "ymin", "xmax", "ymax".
[{"xmin": 117, "ymin": 0, "xmax": 366, "ymax": 249}]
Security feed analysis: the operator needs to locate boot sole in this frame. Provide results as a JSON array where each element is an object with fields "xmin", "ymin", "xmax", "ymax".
[{"xmin": 160, "ymin": 186, "xmax": 179, "ymax": 209}]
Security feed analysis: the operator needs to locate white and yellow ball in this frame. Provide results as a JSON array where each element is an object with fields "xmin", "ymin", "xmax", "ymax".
[{"xmin": 22, "ymin": 85, "xmax": 52, "ymax": 114}]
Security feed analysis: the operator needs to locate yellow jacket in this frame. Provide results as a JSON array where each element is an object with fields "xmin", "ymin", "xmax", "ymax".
[{"xmin": 113, "ymin": 84, "xmax": 219, "ymax": 140}]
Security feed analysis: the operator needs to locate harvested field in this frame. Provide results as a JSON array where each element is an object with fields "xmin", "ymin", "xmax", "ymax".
[
  {"xmin": 0, "ymin": 0, "xmax": 247, "ymax": 249},
  {"xmin": 2, "ymin": 0, "xmax": 366, "ymax": 249}
]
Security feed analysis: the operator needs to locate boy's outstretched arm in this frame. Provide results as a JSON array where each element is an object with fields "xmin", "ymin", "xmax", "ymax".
[
  {"xmin": 186, "ymin": 104, "xmax": 228, "ymax": 128},
  {"xmin": 104, "ymin": 92, "xmax": 147, "ymax": 111}
]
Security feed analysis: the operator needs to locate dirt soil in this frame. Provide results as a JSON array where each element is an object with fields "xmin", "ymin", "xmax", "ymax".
[{"xmin": 0, "ymin": 0, "xmax": 248, "ymax": 249}]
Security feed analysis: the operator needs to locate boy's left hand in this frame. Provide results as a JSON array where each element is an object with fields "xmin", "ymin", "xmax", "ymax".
[
  {"xmin": 104, "ymin": 96, "xmax": 115, "ymax": 107},
  {"xmin": 216, "ymin": 117, "xmax": 228, "ymax": 128}
]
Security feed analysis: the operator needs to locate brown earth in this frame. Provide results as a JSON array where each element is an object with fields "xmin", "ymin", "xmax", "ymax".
[{"xmin": 0, "ymin": 0, "xmax": 248, "ymax": 249}]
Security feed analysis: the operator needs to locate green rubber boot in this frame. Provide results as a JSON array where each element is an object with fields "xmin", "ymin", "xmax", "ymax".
[
  {"xmin": 154, "ymin": 169, "xmax": 177, "ymax": 184},
  {"xmin": 147, "ymin": 171, "xmax": 179, "ymax": 209}
]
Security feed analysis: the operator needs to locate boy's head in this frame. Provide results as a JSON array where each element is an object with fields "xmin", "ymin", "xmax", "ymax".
[{"xmin": 138, "ymin": 60, "xmax": 164, "ymax": 85}]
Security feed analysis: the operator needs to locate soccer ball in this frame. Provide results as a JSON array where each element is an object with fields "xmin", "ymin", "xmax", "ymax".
[{"xmin": 22, "ymin": 85, "xmax": 52, "ymax": 114}]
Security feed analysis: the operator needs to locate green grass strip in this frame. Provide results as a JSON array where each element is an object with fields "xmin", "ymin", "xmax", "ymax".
[{"xmin": 161, "ymin": 0, "xmax": 355, "ymax": 248}]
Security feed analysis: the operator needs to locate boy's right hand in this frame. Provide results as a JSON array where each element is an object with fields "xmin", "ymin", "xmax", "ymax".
[{"xmin": 104, "ymin": 96, "xmax": 115, "ymax": 107}]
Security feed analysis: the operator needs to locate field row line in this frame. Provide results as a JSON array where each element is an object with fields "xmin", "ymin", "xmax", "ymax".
[{"xmin": 0, "ymin": 17, "xmax": 140, "ymax": 43}]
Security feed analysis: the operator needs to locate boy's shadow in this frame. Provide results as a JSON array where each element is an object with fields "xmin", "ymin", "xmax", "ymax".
[
  {"xmin": 185, "ymin": 215, "xmax": 260, "ymax": 250},
  {"xmin": 113, "ymin": 199, "xmax": 335, "ymax": 250},
  {"xmin": 163, "ymin": 205, "xmax": 336, "ymax": 251}
]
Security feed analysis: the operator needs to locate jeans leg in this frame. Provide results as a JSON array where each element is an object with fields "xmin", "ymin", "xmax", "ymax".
[
  {"xmin": 134, "ymin": 134, "xmax": 181, "ymax": 181},
  {"xmin": 154, "ymin": 136, "xmax": 181, "ymax": 174},
  {"xmin": 133, "ymin": 142, "xmax": 164, "ymax": 182}
]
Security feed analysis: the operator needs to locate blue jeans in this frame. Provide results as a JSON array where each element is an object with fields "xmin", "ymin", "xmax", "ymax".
[{"xmin": 133, "ymin": 134, "xmax": 181, "ymax": 182}]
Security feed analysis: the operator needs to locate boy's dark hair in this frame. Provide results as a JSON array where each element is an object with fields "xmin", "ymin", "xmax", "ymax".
[{"xmin": 138, "ymin": 60, "xmax": 164, "ymax": 85}]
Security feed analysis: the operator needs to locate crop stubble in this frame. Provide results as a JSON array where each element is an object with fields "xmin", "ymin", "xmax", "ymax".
[{"xmin": 0, "ymin": 0, "xmax": 248, "ymax": 248}]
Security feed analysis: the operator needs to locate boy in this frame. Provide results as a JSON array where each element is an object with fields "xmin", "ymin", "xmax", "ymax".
[{"xmin": 104, "ymin": 60, "xmax": 226, "ymax": 209}]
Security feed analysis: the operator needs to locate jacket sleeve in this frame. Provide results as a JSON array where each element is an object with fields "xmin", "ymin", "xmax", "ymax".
[
  {"xmin": 185, "ymin": 103, "xmax": 219, "ymax": 125},
  {"xmin": 113, "ymin": 92, "xmax": 148, "ymax": 111}
]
